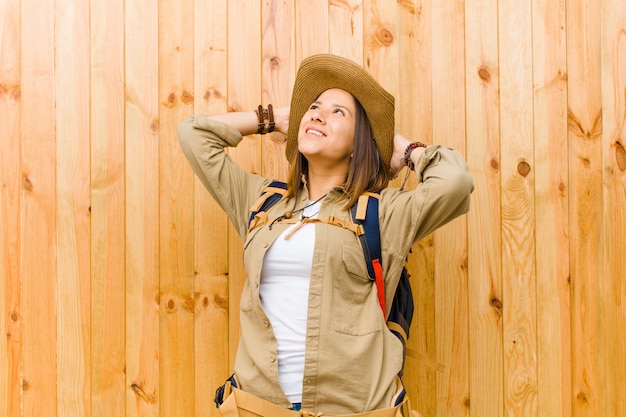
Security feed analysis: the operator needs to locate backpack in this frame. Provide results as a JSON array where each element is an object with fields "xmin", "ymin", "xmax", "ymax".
[{"xmin": 248, "ymin": 181, "xmax": 414, "ymax": 376}]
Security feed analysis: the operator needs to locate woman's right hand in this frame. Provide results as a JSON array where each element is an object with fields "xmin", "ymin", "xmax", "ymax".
[{"xmin": 272, "ymin": 105, "xmax": 290, "ymax": 134}]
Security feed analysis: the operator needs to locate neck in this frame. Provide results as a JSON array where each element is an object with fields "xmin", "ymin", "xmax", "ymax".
[{"xmin": 307, "ymin": 173, "xmax": 345, "ymax": 201}]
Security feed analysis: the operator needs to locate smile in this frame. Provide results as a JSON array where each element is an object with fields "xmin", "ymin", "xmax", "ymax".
[{"xmin": 306, "ymin": 128, "xmax": 325, "ymax": 137}]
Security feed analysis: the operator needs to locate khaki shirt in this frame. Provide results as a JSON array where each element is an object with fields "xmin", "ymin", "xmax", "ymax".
[{"xmin": 178, "ymin": 115, "xmax": 474, "ymax": 414}]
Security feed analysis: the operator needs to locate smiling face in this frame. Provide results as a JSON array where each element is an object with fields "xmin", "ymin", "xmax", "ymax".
[{"xmin": 297, "ymin": 88, "xmax": 357, "ymax": 172}]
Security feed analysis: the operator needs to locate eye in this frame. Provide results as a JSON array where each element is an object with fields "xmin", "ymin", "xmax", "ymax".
[
  {"xmin": 334, "ymin": 108, "xmax": 345, "ymax": 116},
  {"xmin": 309, "ymin": 104, "xmax": 319, "ymax": 110}
]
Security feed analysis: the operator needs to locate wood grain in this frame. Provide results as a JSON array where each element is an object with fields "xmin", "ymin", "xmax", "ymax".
[
  {"xmin": 20, "ymin": 0, "xmax": 57, "ymax": 415},
  {"xmin": 227, "ymin": 0, "xmax": 262, "ymax": 371},
  {"xmin": 599, "ymin": 0, "xmax": 626, "ymax": 415},
  {"xmin": 55, "ymin": 0, "xmax": 92, "ymax": 415},
  {"xmin": 432, "ymin": 1, "xmax": 470, "ymax": 415},
  {"xmin": 532, "ymin": 0, "xmax": 571, "ymax": 416},
  {"xmin": 90, "ymin": 0, "xmax": 126, "ymax": 415},
  {"xmin": 193, "ymin": 0, "xmax": 229, "ymax": 416},
  {"xmin": 567, "ymin": 0, "xmax": 604, "ymax": 416},
  {"xmin": 261, "ymin": 0, "xmax": 292, "ymax": 181},
  {"xmin": 499, "ymin": 0, "xmax": 538, "ymax": 415},
  {"xmin": 465, "ymin": 0, "xmax": 504, "ymax": 415},
  {"xmin": 158, "ymin": 0, "xmax": 196, "ymax": 415},
  {"xmin": 329, "ymin": 0, "xmax": 363, "ymax": 62},
  {"xmin": 125, "ymin": 0, "xmax": 160, "ymax": 415},
  {"xmin": 295, "ymin": 0, "xmax": 329, "ymax": 59},
  {"xmin": 0, "ymin": 1, "xmax": 22, "ymax": 416},
  {"xmin": 396, "ymin": 1, "xmax": 435, "ymax": 415}
]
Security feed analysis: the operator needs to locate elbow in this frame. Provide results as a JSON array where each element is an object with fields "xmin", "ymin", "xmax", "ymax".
[
  {"xmin": 436, "ymin": 168, "xmax": 474, "ymax": 216},
  {"xmin": 177, "ymin": 115, "xmax": 196, "ymax": 149}
]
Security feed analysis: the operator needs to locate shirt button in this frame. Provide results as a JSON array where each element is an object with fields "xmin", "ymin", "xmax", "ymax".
[
  {"xmin": 263, "ymin": 320, "xmax": 270, "ymax": 328},
  {"xmin": 262, "ymin": 242, "xmax": 269, "ymax": 248},
  {"xmin": 270, "ymin": 355, "xmax": 276, "ymax": 363}
]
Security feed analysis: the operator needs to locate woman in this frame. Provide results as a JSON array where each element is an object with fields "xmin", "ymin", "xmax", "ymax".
[{"xmin": 178, "ymin": 54, "xmax": 473, "ymax": 416}]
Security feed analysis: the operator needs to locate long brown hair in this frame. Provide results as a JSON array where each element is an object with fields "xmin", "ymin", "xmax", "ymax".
[{"xmin": 285, "ymin": 93, "xmax": 391, "ymax": 209}]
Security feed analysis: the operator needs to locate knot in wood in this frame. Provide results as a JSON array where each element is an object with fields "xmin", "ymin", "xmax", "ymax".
[
  {"xmin": 615, "ymin": 141, "xmax": 626, "ymax": 171},
  {"xmin": 517, "ymin": 161, "xmax": 531, "ymax": 177},
  {"xmin": 478, "ymin": 67, "xmax": 491, "ymax": 82},
  {"xmin": 377, "ymin": 28, "xmax": 394, "ymax": 46}
]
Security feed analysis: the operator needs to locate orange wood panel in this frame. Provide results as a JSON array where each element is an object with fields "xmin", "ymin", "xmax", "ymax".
[
  {"xmin": 90, "ymin": 0, "xmax": 126, "ymax": 415},
  {"xmin": 499, "ymin": 0, "xmax": 538, "ymax": 415},
  {"xmin": 20, "ymin": 0, "xmax": 57, "ymax": 415},
  {"xmin": 431, "ymin": 1, "xmax": 470, "ymax": 415},
  {"xmin": 192, "ymin": 0, "xmax": 229, "ymax": 416},
  {"xmin": 55, "ymin": 0, "xmax": 92, "ymax": 415},
  {"xmin": 125, "ymin": 0, "xmax": 160, "ymax": 415},
  {"xmin": 465, "ymin": 0, "xmax": 504, "ymax": 415},
  {"xmin": 0, "ymin": 1, "xmax": 22, "ymax": 416},
  {"xmin": 532, "ymin": 0, "xmax": 571, "ymax": 416}
]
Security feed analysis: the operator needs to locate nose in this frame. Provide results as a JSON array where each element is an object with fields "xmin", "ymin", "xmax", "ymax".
[{"xmin": 310, "ymin": 109, "xmax": 324, "ymax": 123}]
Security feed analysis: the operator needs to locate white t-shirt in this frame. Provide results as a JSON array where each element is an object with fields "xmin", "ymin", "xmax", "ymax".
[{"xmin": 259, "ymin": 201, "xmax": 320, "ymax": 403}]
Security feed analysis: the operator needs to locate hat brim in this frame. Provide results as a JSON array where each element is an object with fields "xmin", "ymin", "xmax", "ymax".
[{"xmin": 286, "ymin": 54, "xmax": 395, "ymax": 166}]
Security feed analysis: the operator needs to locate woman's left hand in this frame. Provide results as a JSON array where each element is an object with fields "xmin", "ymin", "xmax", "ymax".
[{"xmin": 390, "ymin": 131, "xmax": 411, "ymax": 178}]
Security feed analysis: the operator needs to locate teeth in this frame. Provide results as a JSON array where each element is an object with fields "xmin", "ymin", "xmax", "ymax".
[{"xmin": 307, "ymin": 129, "xmax": 324, "ymax": 136}]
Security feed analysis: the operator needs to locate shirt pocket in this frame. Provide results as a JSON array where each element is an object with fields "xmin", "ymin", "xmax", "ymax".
[{"xmin": 333, "ymin": 242, "xmax": 383, "ymax": 336}]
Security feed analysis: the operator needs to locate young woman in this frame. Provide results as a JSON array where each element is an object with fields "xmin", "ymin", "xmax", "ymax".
[{"xmin": 178, "ymin": 54, "xmax": 474, "ymax": 416}]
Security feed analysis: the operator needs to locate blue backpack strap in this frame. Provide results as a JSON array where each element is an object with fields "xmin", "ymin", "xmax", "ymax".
[
  {"xmin": 351, "ymin": 192, "xmax": 415, "ymax": 378},
  {"xmin": 248, "ymin": 181, "xmax": 288, "ymax": 226},
  {"xmin": 350, "ymin": 192, "xmax": 385, "ymax": 315}
]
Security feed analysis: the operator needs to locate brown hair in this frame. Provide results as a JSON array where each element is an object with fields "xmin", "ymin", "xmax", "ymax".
[{"xmin": 285, "ymin": 94, "xmax": 391, "ymax": 209}]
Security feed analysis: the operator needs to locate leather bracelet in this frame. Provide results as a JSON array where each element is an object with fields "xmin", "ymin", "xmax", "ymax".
[
  {"xmin": 255, "ymin": 104, "xmax": 275, "ymax": 134},
  {"xmin": 256, "ymin": 105, "xmax": 267, "ymax": 134},
  {"xmin": 267, "ymin": 104, "xmax": 275, "ymax": 133},
  {"xmin": 403, "ymin": 141, "xmax": 427, "ymax": 171}
]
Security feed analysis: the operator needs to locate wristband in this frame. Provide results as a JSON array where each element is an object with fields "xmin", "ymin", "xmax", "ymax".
[
  {"xmin": 255, "ymin": 104, "xmax": 275, "ymax": 134},
  {"xmin": 403, "ymin": 141, "xmax": 427, "ymax": 171}
]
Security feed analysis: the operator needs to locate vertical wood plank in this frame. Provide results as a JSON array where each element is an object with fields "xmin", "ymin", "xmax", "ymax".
[
  {"xmin": 396, "ymin": 2, "xmax": 435, "ymax": 415},
  {"xmin": 20, "ymin": 0, "xmax": 57, "ymax": 415},
  {"xmin": 295, "ymin": 0, "xmax": 329, "ymax": 59},
  {"xmin": 125, "ymin": 0, "xmax": 160, "ymax": 415},
  {"xmin": 158, "ymin": 0, "xmax": 195, "ymax": 415},
  {"xmin": 431, "ymin": 1, "xmax": 470, "ymax": 415},
  {"xmin": 464, "ymin": 0, "xmax": 504, "ymax": 415},
  {"xmin": 599, "ymin": 0, "xmax": 626, "ymax": 415},
  {"xmin": 193, "ymin": 0, "xmax": 229, "ymax": 416},
  {"xmin": 90, "ymin": 0, "xmax": 126, "ymax": 415},
  {"xmin": 261, "ymin": 0, "xmax": 293, "ymax": 181},
  {"xmin": 499, "ymin": 0, "xmax": 538, "ymax": 415},
  {"xmin": 363, "ymin": 0, "xmax": 398, "ymax": 97},
  {"xmin": 55, "ymin": 0, "xmax": 91, "ymax": 415},
  {"xmin": 227, "ymin": 0, "xmax": 262, "ymax": 371},
  {"xmin": 329, "ymin": 0, "xmax": 363, "ymax": 62},
  {"xmin": 566, "ymin": 0, "xmax": 603, "ymax": 415},
  {"xmin": 0, "ymin": 1, "xmax": 22, "ymax": 416},
  {"xmin": 532, "ymin": 0, "xmax": 571, "ymax": 416}
]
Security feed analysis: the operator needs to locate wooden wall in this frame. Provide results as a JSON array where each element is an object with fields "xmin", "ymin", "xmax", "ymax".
[{"xmin": 1, "ymin": 0, "xmax": 625, "ymax": 416}]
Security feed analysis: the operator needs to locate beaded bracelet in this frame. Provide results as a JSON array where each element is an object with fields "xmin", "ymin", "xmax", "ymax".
[
  {"xmin": 403, "ymin": 141, "xmax": 427, "ymax": 171},
  {"xmin": 255, "ymin": 104, "xmax": 275, "ymax": 134}
]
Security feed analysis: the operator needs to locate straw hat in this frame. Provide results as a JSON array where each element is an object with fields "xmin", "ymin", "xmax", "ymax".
[{"xmin": 286, "ymin": 54, "xmax": 395, "ymax": 165}]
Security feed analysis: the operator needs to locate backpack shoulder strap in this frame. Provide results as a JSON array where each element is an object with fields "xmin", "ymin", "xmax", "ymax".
[
  {"xmin": 248, "ymin": 181, "xmax": 287, "ymax": 227},
  {"xmin": 350, "ymin": 192, "xmax": 385, "ymax": 316}
]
